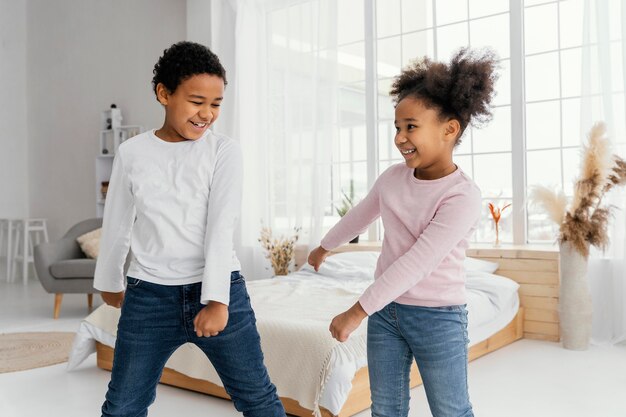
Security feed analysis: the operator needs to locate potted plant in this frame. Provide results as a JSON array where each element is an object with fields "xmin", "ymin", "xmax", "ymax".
[
  {"xmin": 335, "ymin": 180, "xmax": 359, "ymax": 243},
  {"xmin": 530, "ymin": 122, "xmax": 626, "ymax": 350}
]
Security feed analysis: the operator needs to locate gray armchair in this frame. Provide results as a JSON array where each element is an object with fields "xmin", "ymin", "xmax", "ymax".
[{"xmin": 34, "ymin": 218, "xmax": 102, "ymax": 319}]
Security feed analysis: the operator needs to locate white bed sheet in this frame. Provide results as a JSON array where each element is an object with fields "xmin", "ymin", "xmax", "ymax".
[{"xmin": 68, "ymin": 254, "xmax": 519, "ymax": 416}]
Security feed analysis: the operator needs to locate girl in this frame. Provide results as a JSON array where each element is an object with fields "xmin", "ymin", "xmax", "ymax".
[
  {"xmin": 308, "ymin": 48, "xmax": 497, "ymax": 417},
  {"xmin": 94, "ymin": 41, "xmax": 286, "ymax": 417}
]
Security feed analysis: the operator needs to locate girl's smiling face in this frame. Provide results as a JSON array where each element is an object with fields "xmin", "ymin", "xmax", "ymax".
[
  {"xmin": 155, "ymin": 73, "xmax": 225, "ymax": 142},
  {"xmin": 394, "ymin": 96, "xmax": 460, "ymax": 180}
]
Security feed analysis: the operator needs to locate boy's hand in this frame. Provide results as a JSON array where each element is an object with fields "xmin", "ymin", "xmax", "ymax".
[
  {"xmin": 101, "ymin": 291, "xmax": 124, "ymax": 308},
  {"xmin": 308, "ymin": 246, "xmax": 331, "ymax": 272},
  {"xmin": 193, "ymin": 301, "xmax": 229, "ymax": 337},
  {"xmin": 329, "ymin": 302, "xmax": 368, "ymax": 342}
]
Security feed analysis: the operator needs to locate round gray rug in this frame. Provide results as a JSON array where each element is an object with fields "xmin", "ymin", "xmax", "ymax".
[{"xmin": 0, "ymin": 332, "xmax": 75, "ymax": 373}]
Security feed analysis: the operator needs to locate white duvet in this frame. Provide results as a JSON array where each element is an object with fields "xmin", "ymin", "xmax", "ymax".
[{"xmin": 68, "ymin": 252, "xmax": 519, "ymax": 416}]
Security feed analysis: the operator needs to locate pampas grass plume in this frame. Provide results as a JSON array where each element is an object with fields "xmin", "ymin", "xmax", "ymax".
[
  {"xmin": 570, "ymin": 122, "xmax": 612, "ymax": 216},
  {"xmin": 529, "ymin": 185, "xmax": 567, "ymax": 226},
  {"xmin": 530, "ymin": 121, "xmax": 626, "ymax": 258}
]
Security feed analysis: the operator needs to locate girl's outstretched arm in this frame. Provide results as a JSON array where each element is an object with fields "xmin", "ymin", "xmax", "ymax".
[
  {"xmin": 307, "ymin": 181, "xmax": 380, "ymax": 272},
  {"xmin": 319, "ymin": 177, "xmax": 382, "ymax": 252}
]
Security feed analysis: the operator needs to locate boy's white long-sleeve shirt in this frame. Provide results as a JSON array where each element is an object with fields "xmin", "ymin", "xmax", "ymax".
[{"xmin": 93, "ymin": 129, "xmax": 242, "ymax": 306}]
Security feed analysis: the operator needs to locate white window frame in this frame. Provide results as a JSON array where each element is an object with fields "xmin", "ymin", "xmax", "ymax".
[{"xmin": 510, "ymin": 0, "xmax": 528, "ymax": 245}]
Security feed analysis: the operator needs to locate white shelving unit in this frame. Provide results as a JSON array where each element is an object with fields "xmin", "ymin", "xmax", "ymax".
[{"xmin": 95, "ymin": 108, "xmax": 142, "ymax": 217}]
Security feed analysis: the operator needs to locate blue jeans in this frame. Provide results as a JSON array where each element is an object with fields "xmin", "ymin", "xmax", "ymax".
[
  {"xmin": 367, "ymin": 303, "xmax": 474, "ymax": 417},
  {"xmin": 101, "ymin": 271, "xmax": 286, "ymax": 417}
]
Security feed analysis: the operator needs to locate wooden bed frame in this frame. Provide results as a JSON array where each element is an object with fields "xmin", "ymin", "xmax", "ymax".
[
  {"xmin": 96, "ymin": 243, "xmax": 560, "ymax": 417},
  {"xmin": 327, "ymin": 242, "xmax": 561, "ymax": 343}
]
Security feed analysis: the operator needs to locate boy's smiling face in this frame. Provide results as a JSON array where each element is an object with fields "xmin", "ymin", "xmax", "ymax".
[{"xmin": 155, "ymin": 73, "xmax": 225, "ymax": 142}]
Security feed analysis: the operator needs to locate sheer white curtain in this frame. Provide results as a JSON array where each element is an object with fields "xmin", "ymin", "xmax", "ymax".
[
  {"xmin": 580, "ymin": 0, "xmax": 626, "ymax": 345},
  {"xmin": 212, "ymin": 0, "xmax": 338, "ymax": 279}
]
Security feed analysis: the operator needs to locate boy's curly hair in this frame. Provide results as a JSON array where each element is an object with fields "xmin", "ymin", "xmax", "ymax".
[
  {"xmin": 390, "ymin": 48, "xmax": 498, "ymax": 144},
  {"xmin": 152, "ymin": 41, "xmax": 227, "ymax": 97}
]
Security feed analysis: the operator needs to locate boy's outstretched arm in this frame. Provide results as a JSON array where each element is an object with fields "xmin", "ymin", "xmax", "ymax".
[
  {"xmin": 94, "ymin": 150, "xmax": 136, "ymax": 307},
  {"xmin": 196, "ymin": 139, "xmax": 243, "ymax": 336},
  {"xmin": 101, "ymin": 291, "xmax": 124, "ymax": 308}
]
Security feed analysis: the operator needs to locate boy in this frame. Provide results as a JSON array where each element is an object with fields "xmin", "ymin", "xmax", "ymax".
[{"xmin": 94, "ymin": 41, "xmax": 286, "ymax": 417}]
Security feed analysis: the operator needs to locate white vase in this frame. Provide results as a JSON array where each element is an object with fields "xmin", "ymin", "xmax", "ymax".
[{"xmin": 558, "ymin": 241, "xmax": 592, "ymax": 350}]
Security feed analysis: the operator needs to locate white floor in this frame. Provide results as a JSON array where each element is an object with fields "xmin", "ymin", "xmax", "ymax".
[{"xmin": 1, "ymin": 267, "xmax": 625, "ymax": 417}]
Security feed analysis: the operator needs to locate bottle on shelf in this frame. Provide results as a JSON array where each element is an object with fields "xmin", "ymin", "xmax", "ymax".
[{"xmin": 96, "ymin": 104, "xmax": 143, "ymax": 217}]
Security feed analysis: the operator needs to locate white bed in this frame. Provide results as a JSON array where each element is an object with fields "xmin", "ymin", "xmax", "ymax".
[{"xmin": 68, "ymin": 251, "xmax": 520, "ymax": 417}]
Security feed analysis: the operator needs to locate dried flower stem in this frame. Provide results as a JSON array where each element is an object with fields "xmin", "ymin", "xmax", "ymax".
[{"xmin": 258, "ymin": 224, "xmax": 301, "ymax": 276}]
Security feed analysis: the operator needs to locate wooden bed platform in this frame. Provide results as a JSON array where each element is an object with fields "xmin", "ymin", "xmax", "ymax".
[
  {"xmin": 96, "ymin": 243, "xmax": 559, "ymax": 417},
  {"xmin": 96, "ymin": 309, "xmax": 522, "ymax": 417}
]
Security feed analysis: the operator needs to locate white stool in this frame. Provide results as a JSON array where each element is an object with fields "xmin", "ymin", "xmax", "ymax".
[
  {"xmin": 11, "ymin": 218, "xmax": 49, "ymax": 284},
  {"xmin": 0, "ymin": 219, "xmax": 20, "ymax": 282}
]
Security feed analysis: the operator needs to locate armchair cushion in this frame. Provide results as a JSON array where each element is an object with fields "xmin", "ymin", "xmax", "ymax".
[
  {"xmin": 76, "ymin": 228, "xmax": 101, "ymax": 259},
  {"xmin": 50, "ymin": 259, "xmax": 97, "ymax": 279}
]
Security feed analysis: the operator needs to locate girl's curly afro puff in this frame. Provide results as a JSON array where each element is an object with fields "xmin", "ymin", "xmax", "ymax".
[{"xmin": 390, "ymin": 48, "xmax": 499, "ymax": 144}]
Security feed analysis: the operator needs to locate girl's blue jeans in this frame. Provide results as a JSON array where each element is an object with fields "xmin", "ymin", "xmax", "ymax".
[
  {"xmin": 101, "ymin": 271, "xmax": 286, "ymax": 417},
  {"xmin": 367, "ymin": 302, "xmax": 474, "ymax": 417}
]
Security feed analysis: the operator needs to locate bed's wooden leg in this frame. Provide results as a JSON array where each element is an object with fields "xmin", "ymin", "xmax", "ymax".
[
  {"xmin": 87, "ymin": 293, "xmax": 93, "ymax": 310},
  {"xmin": 516, "ymin": 307, "xmax": 525, "ymax": 339}
]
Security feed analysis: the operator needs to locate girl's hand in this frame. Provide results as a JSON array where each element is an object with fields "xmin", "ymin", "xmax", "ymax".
[
  {"xmin": 329, "ymin": 302, "xmax": 368, "ymax": 342},
  {"xmin": 193, "ymin": 301, "xmax": 229, "ymax": 337},
  {"xmin": 308, "ymin": 246, "xmax": 331, "ymax": 272},
  {"xmin": 101, "ymin": 291, "xmax": 124, "ymax": 308}
]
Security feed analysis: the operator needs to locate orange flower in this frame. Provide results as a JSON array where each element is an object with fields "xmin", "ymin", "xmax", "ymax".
[
  {"xmin": 488, "ymin": 202, "xmax": 511, "ymax": 224},
  {"xmin": 488, "ymin": 202, "xmax": 511, "ymax": 246}
]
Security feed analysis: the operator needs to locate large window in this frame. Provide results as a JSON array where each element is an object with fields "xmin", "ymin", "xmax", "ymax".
[
  {"xmin": 265, "ymin": 0, "xmax": 625, "ymax": 244},
  {"xmin": 374, "ymin": 0, "xmax": 513, "ymax": 244},
  {"xmin": 335, "ymin": 0, "xmax": 368, "ymax": 228},
  {"xmin": 524, "ymin": 0, "xmax": 626, "ymax": 241}
]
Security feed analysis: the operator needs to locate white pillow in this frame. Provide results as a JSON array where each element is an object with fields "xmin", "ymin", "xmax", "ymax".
[
  {"xmin": 301, "ymin": 250, "xmax": 380, "ymax": 280},
  {"xmin": 464, "ymin": 256, "xmax": 499, "ymax": 273},
  {"xmin": 76, "ymin": 228, "xmax": 101, "ymax": 259},
  {"xmin": 302, "ymin": 251, "xmax": 498, "ymax": 279},
  {"xmin": 465, "ymin": 270, "xmax": 519, "ymax": 307}
]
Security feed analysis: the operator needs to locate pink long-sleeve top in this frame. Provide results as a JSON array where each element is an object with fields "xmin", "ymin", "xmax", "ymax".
[{"xmin": 320, "ymin": 163, "xmax": 482, "ymax": 315}]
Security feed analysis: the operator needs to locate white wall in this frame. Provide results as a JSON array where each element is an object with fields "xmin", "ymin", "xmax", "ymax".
[
  {"xmin": 0, "ymin": 0, "xmax": 29, "ymax": 218},
  {"xmin": 26, "ymin": 0, "xmax": 186, "ymax": 239},
  {"xmin": 186, "ymin": 0, "xmax": 211, "ymax": 47}
]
